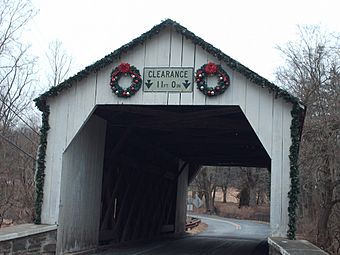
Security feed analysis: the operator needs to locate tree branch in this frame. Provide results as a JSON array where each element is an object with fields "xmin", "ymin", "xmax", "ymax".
[
  {"xmin": 331, "ymin": 199, "xmax": 340, "ymax": 207},
  {"xmin": 331, "ymin": 180, "xmax": 340, "ymax": 191}
]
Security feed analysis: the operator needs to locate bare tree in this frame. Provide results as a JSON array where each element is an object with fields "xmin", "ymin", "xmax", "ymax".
[
  {"xmin": 46, "ymin": 39, "xmax": 72, "ymax": 87},
  {"xmin": 242, "ymin": 167, "xmax": 270, "ymax": 206},
  {"xmin": 191, "ymin": 166, "xmax": 219, "ymax": 213},
  {"xmin": 191, "ymin": 166, "xmax": 270, "ymax": 212},
  {"xmin": 219, "ymin": 167, "xmax": 231, "ymax": 203},
  {"xmin": 0, "ymin": 0, "xmax": 37, "ymax": 132},
  {"xmin": 0, "ymin": 0, "xmax": 38, "ymax": 227},
  {"xmin": 0, "ymin": 126, "xmax": 38, "ymax": 227},
  {"xmin": 276, "ymin": 25, "xmax": 340, "ymax": 253}
]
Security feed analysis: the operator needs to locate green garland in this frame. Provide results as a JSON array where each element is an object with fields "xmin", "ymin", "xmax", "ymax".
[
  {"xmin": 34, "ymin": 102, "xmax": 50, "ymax": 224},
  {"xmin": 287, "ymin": 102, "xmax": 304, "ymax": 239},
  {"xmin": 33, "ymin": 19, "xmax": 305, "ymax": 230},
  {"xmin": 34, "ymin": 19, "xmax": 301, "ymax": 106}
]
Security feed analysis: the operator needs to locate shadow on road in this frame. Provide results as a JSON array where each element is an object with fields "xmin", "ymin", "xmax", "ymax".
[{"xmin": 96, "ymin": 215, "xmax": 269, "ymax": 255}]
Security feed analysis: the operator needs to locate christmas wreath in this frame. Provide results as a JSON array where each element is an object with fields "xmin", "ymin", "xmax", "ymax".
[
  {"xmin": 195, "ymin": 62, "xmax": 230, "ymax": 96},
  {"xmin": 110, "ymin": 63, "xmax": 142, "ymax": 98}
]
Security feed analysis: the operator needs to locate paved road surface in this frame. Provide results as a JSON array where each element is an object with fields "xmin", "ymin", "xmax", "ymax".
[{"xmin": 96, "ymin": 214, "xmax": 270, "ymax": 255}]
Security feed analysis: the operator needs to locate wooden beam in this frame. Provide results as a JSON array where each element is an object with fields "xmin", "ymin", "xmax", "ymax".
[
  {"xmin": 112, "ymin": 168, "xmax": 140, "ymax": 242},
  {"xmin": 97, "ymin": 105, "xmax": 180, "ymax": 118},
  {"xmin": 187, "ymin": 159, "xmax": 270, "ymax": 168},
  {"xmin": 100, "ymin": 170, "xmax": 124, "ymax": 231},
  {"xmin": 101, "ymin": 127, "xmax": 133, "ymax": 205},
  {"xmin": 188, "ymin": 164, "xmax": 201, "ymax": 183},
  {"xmin": 156, "ymin": 136, "xmax": 260, "ymax": 146},
  {"xmin": 97, "ymin": 105, "xmax": 241, "ymax": 121},
  {"xmin": 96, "ymin": 105, "xmax": 246, "ymax": 132},
  {"xmin": 117, "ymin": 154, "xmax": 177, "ymax": 180},
  {"xmin": 121, "ymin": 173, "xmax": 149, "ymax": 242},
  {"xmin": 108, "ymin": 127, "xmax": 132, "ymax": 159},
  {"xmin": 104, "ymin": 117, "xmax": 248, "ymax": 131},
  {"xmin": 158, "ymin": 181, "xmax": 176, "ymax": 230},
  {"xmin": 176, "ymin": 161, "xmax": 189, "ymax": 180}
]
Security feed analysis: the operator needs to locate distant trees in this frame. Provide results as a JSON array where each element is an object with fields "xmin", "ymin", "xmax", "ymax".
[
  {"xmin": 46, "ymin": 39, "xmax": 72, "ymax": 87},
  {"xmin": 240, "ymin": 167, "xmax": 270, "ymax": 207},
  {"xmin": 0, "ymin": 0, "xmax": 38, "ymax": 226},
  {"xmin": 190, "ymin": 166, "xmax": 270, "ymax": 214},
  {"xmin": 276, "ymin": 25, "xmax": 340, "ymax": 254},
  {"xmin": 191, "ymin": 166, "xmax": 218, "ymax": 213},
  {"xmin": 0, "ymin": 0, "xmax": 37, "ymax": 132},
  {"xmin": 0, "ymin": 126, "xmax": 39, "ymax": 226},
  {"xmin": 0, "ymin": 1, "xmax": 75, "ymax": 227}
]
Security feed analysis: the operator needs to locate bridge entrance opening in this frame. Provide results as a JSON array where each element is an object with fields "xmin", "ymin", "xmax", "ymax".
[
  {"xmin": 57, "ymin": 104, "xmax": 278, "ymax": 253},
  {"xmin": 96, "ymin": 105, "xmax": 270, "ymax": 244}
]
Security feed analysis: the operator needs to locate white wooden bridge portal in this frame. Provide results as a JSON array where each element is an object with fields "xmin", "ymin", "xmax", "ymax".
[{"xmin": 34, "ymin": 20, "xmax": 305, "ymax": 254}]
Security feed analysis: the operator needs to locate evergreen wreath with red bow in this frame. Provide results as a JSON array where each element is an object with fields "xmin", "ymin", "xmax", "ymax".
[
  {"xmin": 195, "ymin": 62, "xmax": 230, "ymax": 96},
  {"xmin": 110, "ymin": 63, "xmax": 142, "ymax": 98}
]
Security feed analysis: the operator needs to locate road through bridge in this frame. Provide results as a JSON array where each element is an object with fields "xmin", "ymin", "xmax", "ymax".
[{"xmin": 95, "ymin": 215, "xmax": 270, "ymax": 255}]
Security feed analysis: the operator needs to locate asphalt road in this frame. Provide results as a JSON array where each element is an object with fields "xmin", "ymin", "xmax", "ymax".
[{"xmin": 96, "ymin": 214, "xmax": 270, "ymax": 255}]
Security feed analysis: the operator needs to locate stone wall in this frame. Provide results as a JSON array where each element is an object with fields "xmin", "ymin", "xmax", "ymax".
[
  {"xmin": 0, "ymin": 224, "xmax": 57, "ymax": 255},
  {"xmin": 268, "ymin": 237, "xmax": 329, "ymax": 255}
]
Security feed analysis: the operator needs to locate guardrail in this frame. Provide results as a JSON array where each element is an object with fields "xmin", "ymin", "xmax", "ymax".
[{"xmin": 186, "ymin": 217, "xmax": 201, "ymax": 230}]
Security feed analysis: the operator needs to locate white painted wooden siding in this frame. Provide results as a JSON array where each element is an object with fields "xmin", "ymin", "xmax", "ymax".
[
  {"xmin": 43, "ymin": 27, "xmax": 293, "ymax": 237},
  {"xmin": 56, "ymin": 115, "xmax": 106, "ymax": 254}
]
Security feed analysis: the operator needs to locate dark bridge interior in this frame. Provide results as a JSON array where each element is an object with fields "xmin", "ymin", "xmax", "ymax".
[{"xmin": 94, "ymin": 105, "xmax": 270, "ymax": 244}]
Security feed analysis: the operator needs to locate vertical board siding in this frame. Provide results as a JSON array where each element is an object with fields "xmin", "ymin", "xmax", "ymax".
[
  {"xmin": 167, "ymin": 29, "xmax": 183, "ymax": 105},
  {"xmin": 41, "ymin": 92, "xmax": 70, "ymax": 224},
  {"xmin": 42, "ymin": 75, "xmax": 97, "ymax": 225},
  {"xmin": 258, "ymin": 90, "xmax": 274, "ymax": 156},
  {"xmin": 143, "ymin": 27, "xmax": 171, "ymax": 105},
  {"xmin": 270, "ymin": 98, "xmax": 284, "ymax": 236},
  {"xmin": 119, "ymin": 43, "xmax": 146, "ymax": 104},
  {"xmin": 48, "ymin": 94, "xmax": 68, "ymax": 223},
  {"xmin": 95, "ymin": 60, "xmax": 120, "ymax": 105},
  {"xmin": 180, "ymin": 38, "xmax": 195, "ymax": 105},
  {"xmin": 57, "ymin": 115, "xmax": 106, "ymax": 254},
  {"xmin": 193, "ymin": 46, "xmax": 208, "ymax": 105},
  {"xmin": 219, "ymin": 63, "xmax": 234, "ymax": 106},
  {"xmin": 244, "ymin": 80, "xmax": 260, "ymax": 134},
  {"xmin": 66, "ymin": 74, "xmax": 97, "ymax": 148},
  {"xmin": 41, "ymin": 97, "xmax": 57, "ymax": 224},
  {"xmin": 281, "ymin": 102, "xmax": 293, "ymax": 234},
  {"xmin": 65, "ymin": 85, "xmax": 77, "ymax": 146},
  {"xmin": 231, "ymin": 71, "xmax": 247, "ymax": 111}
]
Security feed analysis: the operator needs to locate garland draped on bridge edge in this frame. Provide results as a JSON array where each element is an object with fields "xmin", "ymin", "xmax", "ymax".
[
  {"xmin": 34, "ymin": 102, "xmax": 50, "ymax": 224},
  {"xmin": 33, "ymin": 19, "xmax": 304, "ymax": 237},
  {"xmin": 287, "ymin": 103, "xmax": 304, "ymax": 239}
]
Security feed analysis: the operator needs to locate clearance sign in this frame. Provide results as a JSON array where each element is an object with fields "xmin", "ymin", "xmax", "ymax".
[{"xmin": 143, "ymin": 67, "xmax": 194, "ymax": 92}]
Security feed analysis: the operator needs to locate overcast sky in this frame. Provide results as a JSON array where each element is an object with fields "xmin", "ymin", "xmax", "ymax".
[{"xmin": 27, "ymin": 0, "xmax": 340, "ymax": 90}]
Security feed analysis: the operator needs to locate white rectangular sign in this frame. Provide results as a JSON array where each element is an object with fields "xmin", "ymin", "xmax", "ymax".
[{"xmin": 143, "ymin": 67, "xmax": 194, "ymax": 92}]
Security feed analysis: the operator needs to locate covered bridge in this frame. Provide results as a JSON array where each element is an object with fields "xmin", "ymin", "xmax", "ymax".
[{"xmin": 34, "ymin": 19, "xmax": 305, "ymax": 254}]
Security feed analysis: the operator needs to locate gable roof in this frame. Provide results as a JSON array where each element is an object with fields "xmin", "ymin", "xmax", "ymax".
[{"xmin": 34, "ymin": 19, "xmax": 302, "ymax": 111}]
